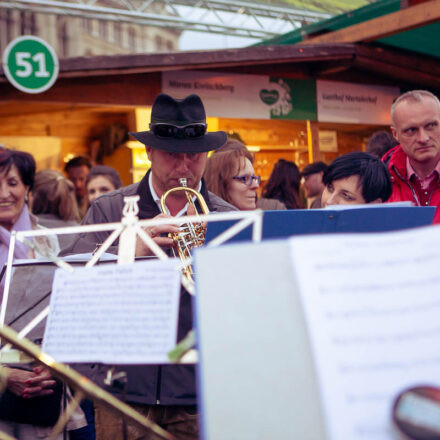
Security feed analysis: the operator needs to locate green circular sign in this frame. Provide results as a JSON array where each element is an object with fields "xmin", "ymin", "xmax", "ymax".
[{"xmin": 2, "ymin": 35, "xmax": 59, "ymax": 94}]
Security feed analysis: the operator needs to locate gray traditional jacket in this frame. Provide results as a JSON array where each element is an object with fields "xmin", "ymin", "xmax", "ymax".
[{"xmin": 63, "ymin": 172, "xmax": 236, "ymax": 405}]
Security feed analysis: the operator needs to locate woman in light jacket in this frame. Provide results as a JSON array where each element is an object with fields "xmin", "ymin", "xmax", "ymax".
[{"xmin": 0, "ymin": 147, "xmax": 86, "ymax": 439}]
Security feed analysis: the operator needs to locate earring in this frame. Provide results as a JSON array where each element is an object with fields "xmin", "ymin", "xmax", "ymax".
[{"xmin": 25, "ymin": 193, "xmax": 29, "ymax": 204}]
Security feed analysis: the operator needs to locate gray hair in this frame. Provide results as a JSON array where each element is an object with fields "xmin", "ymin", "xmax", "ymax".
[{"xmin": 391, "ymin": 90, "xmax": 440, "ymax": 125}]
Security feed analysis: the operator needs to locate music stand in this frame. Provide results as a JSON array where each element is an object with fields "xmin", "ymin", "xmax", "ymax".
[{"xmin": 0, "ymin": 198, "xmax": 263, "ymax": 353}]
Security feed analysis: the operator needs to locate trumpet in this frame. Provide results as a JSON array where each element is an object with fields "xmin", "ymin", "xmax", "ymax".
[{"xmin": 160, "ymin": 178, "xmax": 209, "ymax": 283}]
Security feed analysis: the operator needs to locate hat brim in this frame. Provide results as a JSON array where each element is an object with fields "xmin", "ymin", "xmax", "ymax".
[{"xmin": 129, "ymin": 130, "xmax": 228, "ymax": 153}]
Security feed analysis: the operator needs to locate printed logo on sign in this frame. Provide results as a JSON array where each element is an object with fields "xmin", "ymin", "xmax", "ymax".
[
  {"xmin": 259, "ymin": 89, "xmax": 279, "ymax": 105},
  {"xmin": 269, "ymin": 79, "xmax": 293, "ymax": 118},
  {"xmin": 2, "ymin": 36, "xmax": 59, "ymax": 94}
]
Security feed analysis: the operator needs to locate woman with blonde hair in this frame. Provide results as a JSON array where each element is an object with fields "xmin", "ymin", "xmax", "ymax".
[
  {"xmin": 31, "ymin": 170, "xmax": 80, "ymax": 248},
  {"xmin": 207, "ymin": 139, "xmax": 286, "ymax": 210},
  {"xmin": 204, "ymin": 147, "xmax": 260, "ymax": 211}
]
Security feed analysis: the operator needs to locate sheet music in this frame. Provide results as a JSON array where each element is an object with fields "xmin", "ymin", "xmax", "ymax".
[
  {"xmin": 43, "ymin": 259, "xmax": 181, "ymax": 364},
  {"xmin": 289, "ymin": 225, "xmax": 440, "ymax": 440}
]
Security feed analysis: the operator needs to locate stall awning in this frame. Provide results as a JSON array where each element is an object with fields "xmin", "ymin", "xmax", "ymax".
[{"xmin": 260, "ymin": 0, "xmax": 440, "ymax": 60}]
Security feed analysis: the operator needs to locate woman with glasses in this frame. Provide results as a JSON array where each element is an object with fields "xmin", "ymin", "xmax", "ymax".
[
  {"xmin": 262, "ymin": 159, "xmax": 305, "ymax": 210},
  {"xmin": 204, "ymin": 147, "xmax": 260, "ymax": 210}
]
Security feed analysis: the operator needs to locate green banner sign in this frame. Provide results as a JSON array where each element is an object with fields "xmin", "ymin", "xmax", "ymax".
[
  {"xmin": 163, "ymin": 71, "xmax": 318, "ymax": 121},
  {"xmin": 268, "ymin": 77, "xmax": 317, "ymax": 121},
  {"xmin": 2, "ymin": 36, "xmax": 59, "ymax": 94}
]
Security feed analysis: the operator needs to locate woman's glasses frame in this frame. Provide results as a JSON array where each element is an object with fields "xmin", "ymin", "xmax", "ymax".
[{"xmin": 232, "ymin": 175, "xmax": 261, "ymax": 186}]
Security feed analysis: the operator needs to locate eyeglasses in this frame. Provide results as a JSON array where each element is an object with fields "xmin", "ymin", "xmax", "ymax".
[
  {"xmin": 150, "ymin": 123, "xmax": 207, "ymax": 139},
  {"xmin": 232, "ymin": 175, "xmax": 261, "ymax": 186}
]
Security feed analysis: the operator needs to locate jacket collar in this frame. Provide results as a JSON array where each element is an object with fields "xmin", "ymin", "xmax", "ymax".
[
  {"xmin": 136, "ymin": 170, "xmax": 213, "ymax": 218},
  {"xmin": 383, "ymin": 145, "xmax": 407, "ymax": 178}
]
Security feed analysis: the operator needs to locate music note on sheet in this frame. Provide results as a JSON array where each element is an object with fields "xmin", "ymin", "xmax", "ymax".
[
  {"xmin": 43, "ymin": 259, "xmax": 181, "ymax": 364},
  {"xmin": 289, "ymin": 225, "xmax": 440, "ymax": 440}
]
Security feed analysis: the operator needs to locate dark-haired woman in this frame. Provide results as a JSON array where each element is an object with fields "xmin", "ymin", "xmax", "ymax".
[
  {"xmin": 86, "ymin": 165, "xmax": 122, "ymax": 205},
  {"xmin": 0, "ymin": 148, "xmax": 60, "ymax": 288},
  {"xmin": 262, "ymin": 159, "xmax": 305, "ymax": 209},
  {"xmin": 321, "ymin": 152, "xmax": 392, "ymax": 207},
  {"xmin": 0, "ymin": 147, "xmax": 87, "ymax": 438}
]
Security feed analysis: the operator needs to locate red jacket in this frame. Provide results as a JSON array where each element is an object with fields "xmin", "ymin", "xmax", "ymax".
[{"xmin": 382, "ymin": 145, "xmax": 440, "ymax": 224}]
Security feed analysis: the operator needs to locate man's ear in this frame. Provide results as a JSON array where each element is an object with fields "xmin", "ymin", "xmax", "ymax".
[
  {"xmin": 145, "ymin": 146, "xmax": 152, "ymax": 160},
  {"xmin": 390, "ymin": 126, "xmax": 398, "ymax": 142}
]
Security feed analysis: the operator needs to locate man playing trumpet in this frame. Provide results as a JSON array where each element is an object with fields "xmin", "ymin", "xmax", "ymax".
[
  {"xmin": 64, "ymin": 93, "xmax": 236, "ymax": 439},
  {"xmin": 67, "ymin": 93, "xmax": 235, "ymax": 255}
]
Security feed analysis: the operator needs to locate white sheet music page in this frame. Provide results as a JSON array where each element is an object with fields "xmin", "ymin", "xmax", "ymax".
[
  {"xmin": 43, "ymin": 259, "xmax": 181, "ymax": 364},
  {"xmin": 289, "ymin": 225, "xmax": 440, "ymax": 440}
]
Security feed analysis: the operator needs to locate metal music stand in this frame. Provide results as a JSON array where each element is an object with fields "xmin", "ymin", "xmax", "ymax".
[
  {"xmin": 0, "ymin": 196, "xmax": 263, "ymax": 351},
  {"xmin": 0, "ymin": 196, "xmax": 263, "ymax": 439}
]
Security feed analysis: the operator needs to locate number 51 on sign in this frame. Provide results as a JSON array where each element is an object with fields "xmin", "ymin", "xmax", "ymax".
[{"xmin": 2, "ymin": 36, "xmax": 59, "ymax": 94}]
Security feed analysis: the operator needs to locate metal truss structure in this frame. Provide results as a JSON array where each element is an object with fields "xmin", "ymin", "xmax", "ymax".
[{"xmin": 0, "ymin": 0, "xmax": 332, "ymax": 39}]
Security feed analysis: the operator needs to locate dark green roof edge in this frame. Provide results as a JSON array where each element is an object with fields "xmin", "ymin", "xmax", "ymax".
[{"xmin": 258, "ymin": 0, "xmax": 401, "ymax": 46}]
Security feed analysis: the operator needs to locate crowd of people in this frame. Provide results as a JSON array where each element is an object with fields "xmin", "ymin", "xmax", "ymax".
[{"xmin": 0, "ymin": 88, "xmax": 439, "ymax": 439}]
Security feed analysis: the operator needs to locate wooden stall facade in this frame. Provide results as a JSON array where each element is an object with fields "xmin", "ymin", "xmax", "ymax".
[{"xmin": 1, "ymin": 37, "xmax": 440, "ymax": 182}]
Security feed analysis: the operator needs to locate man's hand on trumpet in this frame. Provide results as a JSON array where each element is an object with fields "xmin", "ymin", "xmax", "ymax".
[
  {"xmin": 135, "ymin": 213, "xmax": 180, "ymax": 257},
  {"xmin": 135, "ymin": 205, "xmax": 203, "ymax": 257}
]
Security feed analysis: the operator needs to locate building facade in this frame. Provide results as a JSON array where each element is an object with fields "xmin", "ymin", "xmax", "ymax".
[{"xmin": 0, "ymin": 5, "xmax": 181, "ymax": 58}]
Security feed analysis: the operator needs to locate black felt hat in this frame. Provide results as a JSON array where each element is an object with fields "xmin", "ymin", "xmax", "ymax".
[{"xmin": 129, "ymin": 94, "xmax": 227, "ymax": 153}]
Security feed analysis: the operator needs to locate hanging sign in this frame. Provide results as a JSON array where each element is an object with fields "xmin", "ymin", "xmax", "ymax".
[
  {"xmin": 2, "ymin": 36, "xmax": 59, "ymax": 94},
  {"xmin": 319, "ymin": 130, "xmax": 338, "ymax": 152},
  {"xmin": 317, "ymin": 80, "xmax": 399, "ymax": 125},
  {"xmin": 162, "ymin": 70, "xmax": 316, "ymax": 121}
]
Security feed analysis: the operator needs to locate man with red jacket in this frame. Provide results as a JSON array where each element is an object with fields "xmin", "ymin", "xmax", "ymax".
[{"xmin": 383, "ymin": 90, "xmax": 440, "ymax": 223}]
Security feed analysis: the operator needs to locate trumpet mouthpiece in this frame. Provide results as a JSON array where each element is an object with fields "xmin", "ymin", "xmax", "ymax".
[{"xmin": 179, "ymin": 178, "xmax": 188, "ymax": 187}]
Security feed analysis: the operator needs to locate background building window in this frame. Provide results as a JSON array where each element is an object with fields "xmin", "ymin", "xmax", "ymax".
[
  {"xmin": 0, "ymin": 10, "xmax": 15, "ymax": 51},
  {"xmin": 82, "ymin": 18, "xmax": 92, "ymax": 34},
  {"xmin": 99, "ymin": 21, "xmax": 107, "ymax": 39},
  {"xmin": 20, "ymin": 11, "xmax": 36, "ymax": 35},
  {"xmin": 114, "ymin": 22, "xmax": 121, "ymax": 44},
  {"xmin": 30, "ymin": 13, "xmax": 37, "ymax": 34},
  {"xmin": 155, "ymin": 35, "xmax": 162, "ymax": 51},
  {"xmin": 20, "ymin": 11, "xmax": 25, "ymax": 35},
  {"xmin": 57, "ymin": 17, "xmax": 68, "ymax": 58},
  {"xmin": 6, "ymin": 10, "xmax": 14, "ymax": 41},
  {"xmin": 128, "ymin": 28, "xmax": 136, "ymax": 51}
]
